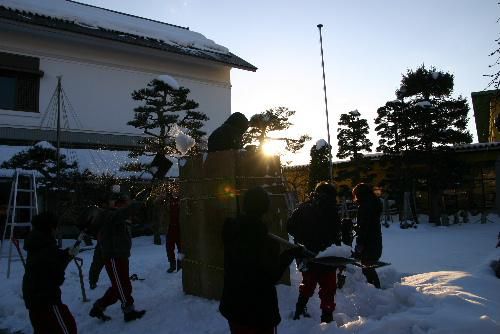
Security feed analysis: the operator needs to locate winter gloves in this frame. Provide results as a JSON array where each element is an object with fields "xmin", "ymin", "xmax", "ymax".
[{"xmin": 67, "ymin": 244, "xmax": 80, "ymax": 257}]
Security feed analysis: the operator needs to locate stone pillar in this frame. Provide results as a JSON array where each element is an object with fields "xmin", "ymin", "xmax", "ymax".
[{"xmin": 179, "ymin": 150, "xmax": 290, "ymax": 300}]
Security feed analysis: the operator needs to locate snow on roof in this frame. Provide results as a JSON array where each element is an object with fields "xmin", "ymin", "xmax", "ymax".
[
  {"xmin": 416, "ymin": 101, "xmax": 432, "ymax": 108},
  {"xmin": 2, "ymin": 0, "xmax": 229, "ymax": 54},
  {"xmin": 0, "ymin": 145, "xmax": 179, "ymax": 179},
  {"xmin": 157, "ymin": 74, "xmax": 180, "ymax": 90},
  {"xmin": 315, "ymin": 139, "xmax": 329, "ymax": 150},
  {"xmin": 34, "ymin": 140, "xmax": 56, "ymax": 150}
]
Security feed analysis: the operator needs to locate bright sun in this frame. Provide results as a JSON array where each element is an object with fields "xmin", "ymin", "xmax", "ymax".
[{"xmin": 262, "ymin": 140, "xmax": 282, "ymax": 156}]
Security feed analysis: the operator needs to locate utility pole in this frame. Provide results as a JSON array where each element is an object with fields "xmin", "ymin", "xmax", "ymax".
[
  {"xmin": 317, "ymin": 24, "xmax": 333, "ymax": 182},
  {"xmin": 56, "ymin": 76, "xmax": 62, "ymax": 247}
]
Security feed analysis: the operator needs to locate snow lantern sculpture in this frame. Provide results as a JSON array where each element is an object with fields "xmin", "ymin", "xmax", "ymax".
[{"xmin": 179, "ymin": 150, "xmax": 290, "ymax": 300}]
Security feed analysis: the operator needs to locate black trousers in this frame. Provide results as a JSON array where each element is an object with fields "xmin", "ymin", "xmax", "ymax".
[{"xmin": 362, "ymin": 268, "xmax": 381, "ymax": 288}]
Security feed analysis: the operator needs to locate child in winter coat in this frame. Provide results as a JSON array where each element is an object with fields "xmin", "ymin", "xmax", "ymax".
[
  {"xmin": 287, "ymin": 182, "xmax": 342, "ymax": 323},
  {"xmin": 89, "ymin": 200, "xmax": 146, "ymax": 322},
  {"xmin": 219, "ymin": 186, "xmax": 302, "ymax": 334},
  {"xmin": 352, "ymin": 183, "xmax": 383, "ymax": 288},
  {"xmin": 23, "ymin": 212, "xmax": 79, "ymax": 334}
]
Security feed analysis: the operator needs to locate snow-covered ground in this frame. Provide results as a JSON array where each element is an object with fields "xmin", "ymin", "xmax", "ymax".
[{"xmin": 1, "ymin": 215, "xmax": 499, "ymax": 334}]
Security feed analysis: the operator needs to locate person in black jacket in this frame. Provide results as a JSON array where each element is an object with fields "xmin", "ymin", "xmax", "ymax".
[
  {"xmin": 166, "ymin": 195, "xmax": 182, "ymax": 273},
  {"xmin": 89, "ymin": 199, "xmax": 146, "ymax": 322},
  {"xmin": 22, "ymin": 211, "xmax": 78, "ymax": 334},
  {"xmin": 219, "ymin": 186, "xmax": 301, "ymax": 334},
  {"xmin": 287, "ymin": 182, "xmax": 342, "ymax": 323},
  {"xmin": 352, "ymin": 183, "xmax": 382, "ymax": 289}
]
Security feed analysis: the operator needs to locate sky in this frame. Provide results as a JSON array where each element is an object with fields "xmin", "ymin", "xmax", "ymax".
[{"xmin": 79, "ymin": 0, "xmax": 499, "ymax": 165}]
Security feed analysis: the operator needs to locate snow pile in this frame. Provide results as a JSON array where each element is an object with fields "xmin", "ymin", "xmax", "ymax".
[
  {"xmin": 415, "ymin": 101, "xmax": 432, "ymax": 108},
  {"xmin": 349, "ymin": 109, "xmax": 360, "ymax": 116},
  {"xmin": 0, "ymin": 218, "xmax": 499, "ymax": 333},
  {"xmin": 2, "ymin": 0, "xmax": 229, "ymax": 54},
  {"xmin": 316, "ymin": 244, "xmax": 353, "ymax": 258},
  {"xmin": 175, "ymin": 132, "xmax": 195, "ymax": 155},
  {"xmin": 157, "ymin": 74, "xmax": 180, "ymax": 90},
  {"xmin": 33, "ymin": 140, "xmax": 56, "ymax": 150},
  {"xmin": 315, "ymin": 139, "xmax": 329, "ymax": 150}
]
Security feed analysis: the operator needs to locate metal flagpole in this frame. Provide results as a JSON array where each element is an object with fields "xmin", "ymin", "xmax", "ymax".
[{"xmin": 317, "ymin": 24, "xmax": 333, "ymax": 182}]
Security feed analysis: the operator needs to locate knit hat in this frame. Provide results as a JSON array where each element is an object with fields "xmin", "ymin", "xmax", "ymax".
[
  {"xmin": 31, "ymin": 212, "xmax": 58, "ymax": 232},
  {"xmin": 243, "ymin": 186, "xmax": 270, "ymax": 217}
]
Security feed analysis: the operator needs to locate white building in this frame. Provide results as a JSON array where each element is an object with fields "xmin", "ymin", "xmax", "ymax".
[{"xmin": 0, "ymin": 0, "xmax": 256, "ymax": 155}]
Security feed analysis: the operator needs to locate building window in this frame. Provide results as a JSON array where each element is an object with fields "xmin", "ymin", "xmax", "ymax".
[{"xmin": 0, "ymin": 52, "xmax": 43, "ymax": 113}]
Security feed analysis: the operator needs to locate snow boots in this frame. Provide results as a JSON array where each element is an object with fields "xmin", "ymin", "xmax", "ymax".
[
  {"xmin": 321, "ymin": 311, "xmax": 333, "ymax": 323},
  {"xmin": 123, "ymin": 305, "xmax": 146, "ymax": 322},
  {"xmin": 167, "ymin": 261, "xmax": 176, "ymax": 273},
  {"xmin": 293, "ymin": 296, "xmax": 311, "ymax": 320},
  {"xmin": 89, "ymin": 304, "xmax": 111, "ymax": 321}
]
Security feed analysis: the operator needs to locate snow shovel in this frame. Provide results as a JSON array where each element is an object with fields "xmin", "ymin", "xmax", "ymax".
[{"xmin": 73, "ymin": 257, "xmax": 89, "ymax": 302}]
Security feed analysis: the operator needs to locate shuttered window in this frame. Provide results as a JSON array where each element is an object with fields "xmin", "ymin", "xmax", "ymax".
[{"xmin": 0, "ymin": 52, "xmax": 43, "ymax": 113}]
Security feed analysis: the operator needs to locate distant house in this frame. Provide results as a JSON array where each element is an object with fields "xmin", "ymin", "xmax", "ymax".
[
  {"xmin": 471, "ymin": 89, "xmax": 500, "ymax": 211},
  {"xmin": 471, "ymin": 89, "xmax": 500, "ymax": 143},
  {"xmin": 0, "ymin": 0, "xmax": 256, "ymax": 173}
]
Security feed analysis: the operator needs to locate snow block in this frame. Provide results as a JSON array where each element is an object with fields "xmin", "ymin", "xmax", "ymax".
[{"xmin": 179, "ymin": 150, "xmax": 291, "ymax": 300}]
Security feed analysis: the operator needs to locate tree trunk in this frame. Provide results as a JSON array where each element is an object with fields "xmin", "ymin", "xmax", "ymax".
[{"xmin": 428, "ymin": 187, "xmax": 442, "ymax": 225}]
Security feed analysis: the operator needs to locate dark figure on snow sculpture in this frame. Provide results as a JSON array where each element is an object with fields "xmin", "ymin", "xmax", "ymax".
[
  {"xmin": 89, "ymin": 199, "xmax": 146, "ymax": 323},
  {"xmin": 207, "ymin": 112, "xmax": 249, "ymax": 152},
  {"xmin": 352, "ymin": 183, "xmax": 383, "ymax": 289},
  {"xmin": 287, "ymin": 182, "xmax": 342, "ymax": 324},
  {"xmin": 219, "ymin": 186, "xmax": 303, "ymax": 334},
  {"xmin": 23, "ymin": 212, "xmax": 79, "ymax": 334}
]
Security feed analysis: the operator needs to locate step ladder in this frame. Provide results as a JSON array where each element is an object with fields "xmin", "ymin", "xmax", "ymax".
[{"xmin": 1, "ymin": 169, "xmax": 39, "ymax": 278}]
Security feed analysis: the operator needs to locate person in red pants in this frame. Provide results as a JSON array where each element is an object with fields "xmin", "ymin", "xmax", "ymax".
[
  {"xmin": 166, "ymin": 195, "xmax": 183, "ymax": 273},
  {"xmin": 23, "ymin": 212, "xmax": 79, "ymax": 334},
  {"xmin": 287, "ymin": 182, "xmax": 342, "ymax": 323},
  {"xmin": 89, "ymin": 199, "xmax": 146, "ymax": 322}
]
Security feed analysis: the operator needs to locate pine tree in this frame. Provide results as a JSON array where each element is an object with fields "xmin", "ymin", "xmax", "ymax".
[
  {"xmin": 375, "ymin": 100, "xmax": 414, "ymax": 155},
  {"xmin": 335, "ymin": 110, "xmax": 374, "ymax": 187},
  {"xmin": 243, "ymin": 106, "xmax": 311, "ymax": 153},
  {"xmin": 396, "ymin": 65, "xmax": 472, "ymax": 150},
  {"xmin": 374, "ymin": 99, "xmax": 415, "ymax": 208},
  {"xmin": 123, "ymin": 78, "xmax": 208, "ymax": 178},
  {"xmin": 336, "ymin": 110, "xmax": 373, "ymax": 160},
  {"xmin": 124, "ymin": 78, "xmax": 208, "ymax": 244},
  {"xmin": 376, "ymin": 65, "xmax": 473, "ymax": 224},
  {"xmin": 308, "ymin": 139, "xmax": 331, "ymax": 193},
  {"xmin": 1, "ymin": 143, "xmax": 79, "ymax": 190}
]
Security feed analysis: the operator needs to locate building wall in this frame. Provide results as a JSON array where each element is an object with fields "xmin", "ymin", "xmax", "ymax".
[{"xmin": 0, "ymin": 22, "xmax": 232, "ymax": 139}]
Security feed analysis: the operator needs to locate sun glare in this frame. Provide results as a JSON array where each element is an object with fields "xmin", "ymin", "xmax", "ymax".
[{"xmin": 262, "ymin": 140, "xmax": 282, "ymax": 156}]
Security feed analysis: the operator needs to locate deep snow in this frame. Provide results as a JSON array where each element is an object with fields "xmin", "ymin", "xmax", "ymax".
[{"xmin": 0, "ymin": 215, "xmax": 499, "ymax": 334}]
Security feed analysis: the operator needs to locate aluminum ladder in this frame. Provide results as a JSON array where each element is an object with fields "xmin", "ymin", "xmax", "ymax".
[{"xmin": 1, "ymin": 169, "xmax": 39, "ymax": 278}]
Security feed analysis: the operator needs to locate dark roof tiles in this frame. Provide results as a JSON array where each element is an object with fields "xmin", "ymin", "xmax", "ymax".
[{"xmin": 0, "ymin": 5, "xmax": 257, "ymax": 71}]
